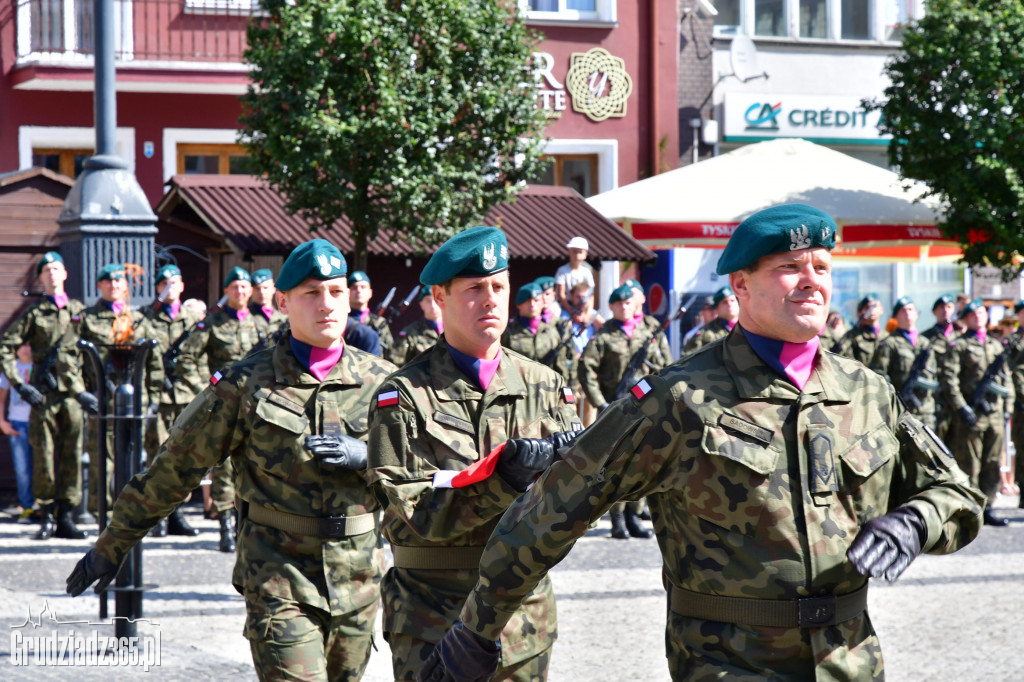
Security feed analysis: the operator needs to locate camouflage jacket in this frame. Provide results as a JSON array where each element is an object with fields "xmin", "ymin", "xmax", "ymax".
[
  {"xmin": 77, "ymin": 303, "xmax": 147, "ymax": 396},
  {"xmin": 388, "ymin": 318, "xmax": 440, "ymax": 367},
  {"xmin": 0, "ymin": 297, "xmax": 87, "ymax": 396},
  {"xmin": 921, "ymin": 322, "xmax": 954, "ymax": 345},
  {"xmin": 366, "ymin": 340, "xmax": 580, "ymax": 665},
  {"xmin": 363, "ymin": 312, "xmax": 395, "ymax": 354},
  {"xmin": 94, "ymin": 334, "xmax": 395, "ymax": 615},
  {"xmin": 249, "ymin": 303, "xmax": 289, "ymax": 341},
  {"xmin": 578, "ymin": 319, "xmax": 672, "ymax": 407},
  {"xmin": 940, "ymin": 330, "xmax": 1014, "ymax": 421},
  {"xmin": 832, "ymin": 324, "xmax": 883, "ymax": 365},
  {"xmin": 460, "ymin": 328, "xmax": 983, "ymax": 678},
  {"xmin": 869, "ymin": 331, "xmax": 940, "ymax": 419},
  {"xmin": 177, "ymin": 306, "xmax": 261, "ymax": 392},
  {"xmin": 501, "ymin": 317, "xmax": 572, "ymax": 385},
  {"xmin": 1007, "ymin": 330, "xmax": 1024, "ymax": 412},
  {"xmin": 683, "ymin": 317, "xmax": 733, "ymax": 354},
  {"xmin": 139, "ymin": 304, "xmax": 204, "ymax": 406}
]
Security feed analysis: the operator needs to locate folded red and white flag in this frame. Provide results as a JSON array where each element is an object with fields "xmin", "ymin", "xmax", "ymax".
[{"xmin": 432, "ymin": 442, "xmax": 507, "ymax": 488}]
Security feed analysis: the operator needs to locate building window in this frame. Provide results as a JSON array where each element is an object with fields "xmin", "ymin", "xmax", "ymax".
[
  {"xmin": 32, "ymin": 148, "xmax": 92, "ymax": 178},
  {"xmin": 715, "ymin": 0, "xmax": 922, "ymax": 43},
  {"xmin": 521, "ymin": 0, "xmax": 615, "ymax": 24},
  {"xmin": 17, "ymin": 0, "xmax": 132, "ymax": 61},
  {"xmin": 534, "ymin": 154, "xmax": 599, "ymax": 198},
  {"xmin": 799, "ymin": 0, "xmax": 828, "ymax": 37},
  {"xmin": 883, "ymin": 0, "xmax": 919, "ymax": 41},
  {"xmin": 841, "ymin": 0, "xmax": 871, "ymax": 39},
  {"xmin": 713, "ymin": 0, "xmax": 741, "ymax": 35},
  {"xmin": 753, "ymin": 0, "xmax": 786, "ymax": 37},
  {"xmin": 178, "ymin": 144, "xmax": 253, "ymax": 175}
]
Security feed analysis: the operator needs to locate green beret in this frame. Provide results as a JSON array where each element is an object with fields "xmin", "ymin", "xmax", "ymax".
[
  {"xmin": 933, "ymin": 294, "xmax": 954, "ymax": 311},
  {"xmin": 420, "ymin": 226, "xmax": 508, "ymax": 286},
  {"xmin": 418, "ymin": 286, "xmax": 434, "ymax": 302},
  {"xmin": 155, "ymin": 264, "xmax": 181, "ymax": 285},
  {"xmin": 608, "ymin": 284, "xmax": 634, "ymax": 305},
  {"xmin": 713, "ymin": 285, "xmax": 734, "ymax": 307},
  {"xmin": 516, "ymin": 283, "xmax": 543, "ymax": 305},
  {"xmin": 624, "ymin": 279, "xmax": 643, "ymax": 293},
  {"xmin": 251, "ymin": 269, "xmax": 274, "ymax": 286},
  {"xmin": 97, "ymin": 263, "xmax": 126, "ymax": 282},
  {"xmin": 534, "ymin": 276, "xmax": 556, "ymax": 291},
  {"xmin": 1014, "ymin": 300, "xmax": 1024, "ymax": 315},
  {"xmin": 963, "ymin": 298, "xmax": 985, "ymax": 316},
  {"xmin": 37, "ymin": 251, "xmax": 63, "ymax": 275},
  {"xmin": 223, "ymin": 266, "xmax": 252, "ymax": 288},
  {"xmin": 857, "ymin": 293, "xmax": 879, "ymax": 312},
  {"xmin": 892, "ymin": 296, "xmax": 913, "ymax": 318},
  {"xmin": 275, "ymin": 239, "xmax": 347, "ymax": 292},
  {"xmin": 716, "ymin": 204, "xmax": 837, "ymax": 275},
  {"xmin": 348, "ymin": 271, "xmax": 371, "ymax": 285}
]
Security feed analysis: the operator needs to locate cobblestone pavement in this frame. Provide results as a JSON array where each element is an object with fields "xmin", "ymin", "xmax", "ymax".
[{"xmin": 1, "ymin": 496, "xmax": 1021, "ymax": 681}]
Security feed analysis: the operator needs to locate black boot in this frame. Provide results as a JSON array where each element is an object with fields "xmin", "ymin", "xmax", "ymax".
[
  {"xmin": 218, "ymin": 511, "xmax": 237, "ymax": 553},
  {"xmin": 149, "ymin": 518, "xmax": 168, "ymax": 537},
  {"xmin": 55, "ymin": 502, "xmax": 87, "ymax": 540},
  {"xmin": 34, "ymin": 505, "xmax": 56, "ymax": 540},
  {"xmin": 624, "ymin": 508, "xmax": 653, "ymax": 539},
  {"xmin": 74, "ymin": 509, "xmax": 96, "ymax": 525},
  {"xmin": 609, "ymin": 508, "xmax": 629, "ymax": 540},
  {"xmin": 168, "ymin": 507, "xmax": 199, "ymax": 536},
  {"xmin": 983, "ymin": 507, "xmax": 1009, "ymax": 527}
]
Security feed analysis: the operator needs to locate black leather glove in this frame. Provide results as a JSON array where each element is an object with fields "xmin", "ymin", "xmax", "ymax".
[
  {"xmin": 498, "ymin": 438, "xmax": 556, "ymax": 492},
  {"xmin": 305, "ymin": 434, "xmax": 367, "ymax": 470},
  {"xmin": 17, "ymin": 383, "xmax": 45, "ymax": 407},
  {"xmin": 66, "ymin": 549, "xmax": 119, "ymax": 597},
  {"xmin": 417, "ymin": 622, "xmax": 500, "ymax": 682},
  {"xmin": 847, "ymin": 507, "xmax": 927, "ymax": 582},
  {"xmin": 958, "ymin": 405, "xmax": 977, "ymax": 428},
  {"xmin": 597, "ymin": 403, "xmax": 609, "ymax": 414},
  {"xmin": 548, "ymin": 429, "xmax": 582, "ymax": 452},
  {"xmin": 76, "ymin": 391, "xmax": 99, "ymax": 416}
]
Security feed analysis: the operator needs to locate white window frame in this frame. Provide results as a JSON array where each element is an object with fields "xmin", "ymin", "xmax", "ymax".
[
  {"xmin": 713, "ymin": 0, "xmax": 924, "ymax": 43},
  {"xmin": 163, "ymin": 128, "xmax": 241, "ymax": 185},
  {"xmin": 183, "ymin": 0, "xmax": 263, "ymax": 16},
  {"xmin": 20, "ymin": 126, "xmax": 137, "ymax": 172},
  {"xmin": 16, "ymin": 0, "xmax": 134, "ymax": 63},
  {"xmin": 541, "ymin": 139, "xmax": 618, "ymax": 195},
  {"xmin": 520, "ymin": 0, "xmax": 616, "ymax": 26}
]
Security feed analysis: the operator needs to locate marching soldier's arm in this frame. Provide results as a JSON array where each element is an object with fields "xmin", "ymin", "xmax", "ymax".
[
  {"xmin": 652, "ymin": 332, "xmax": 672, "ymax": 372},
  {"xmin": 174, "ymin": 324, "xmax": 211, "ymax": 396},
  {"xmin": 577, "ymin": 336, "xmax": 606, "ymax": 408},
  {"xmin": 93, "ymin": 371, "xmax": 245, "ymax": 565},
  {"xmin": 1011, "ymin": 340, "xmax": 1024, "ymax": 408},
  {"xmin": 939, "ymin": 340, "xmax": 968, "ymax": 411},
  {"xmin": 1000, "ymin": 342, "xmax": 1016, "ymax": 410}
]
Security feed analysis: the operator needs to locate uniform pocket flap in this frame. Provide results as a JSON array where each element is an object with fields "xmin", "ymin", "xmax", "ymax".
[
  {"xmin": 700, "ymin": 423, "xmax": 780, "ymax": 475},
  {"xmin": 255, "ymin": 396, "xmax": 309, "ymax": 434},
  {"xmin": 837, "ymin": 424, "xmax": 897, "ymax": 477}
]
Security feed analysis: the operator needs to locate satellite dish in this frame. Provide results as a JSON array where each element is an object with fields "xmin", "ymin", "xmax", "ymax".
[{"xmin": 730, "ymin": 35, "xmax": 764, "ymax": 82}]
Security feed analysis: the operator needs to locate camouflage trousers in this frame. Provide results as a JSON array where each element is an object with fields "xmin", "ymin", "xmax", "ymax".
[
  {"xmin": 28, "ymin": 391, "xmax": 83, "ymax": 505},
  {"xmin": 244, "ymin": 595, "xmax": 376, "ymax": 682},
  {"xmin": 385, "ymin": 632, "xmax": 550, "ymax": 682},
  {"xmin": 210, "ymin": 457, "xmax": 236, "ymax": 514},
  {"xmin": 953, "ymin": 418, "xmax": 1003, "ymax": 502}
]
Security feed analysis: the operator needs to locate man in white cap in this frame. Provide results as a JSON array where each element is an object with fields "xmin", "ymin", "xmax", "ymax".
[{"xmin": 555, "ymin": 236, "xmax": 595, "ymax": 319}]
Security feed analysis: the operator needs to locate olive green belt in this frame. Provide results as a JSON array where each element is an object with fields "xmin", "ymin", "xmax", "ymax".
[
  {"xmin": 391, "ymin": 545, "xmax": 485, "ymax": 570},
  {"xmin": 245, "ymin": 503, "xmax": 377, "ymax": 538},
  {"xmin": 670, "ymin": 583, "xmax": 868, "ymax": 629}
]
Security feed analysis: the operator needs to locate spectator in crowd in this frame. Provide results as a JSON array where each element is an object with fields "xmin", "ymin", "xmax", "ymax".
[
  {"xmin": 555, "ymin": 236, "xmax": 595, "ymax": 317},
  {"xmin": 0, "ymin": 343, "xmax": 35, "ymax": 519}
]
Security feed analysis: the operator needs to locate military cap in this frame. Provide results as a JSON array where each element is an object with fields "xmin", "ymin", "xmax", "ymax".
[
  {"xmin": 251, "ymin": 268, "xmax": 274, "ymax": 286},
  {"xmin": 700, "ymin": 295, "xmax": 715, "ymax": 309},
  {"xmin": 420, "ymin": 226, "xmax": 508, "ymax": 286},
  {"xmin": 418, "ymin": 286, "xmax": 434, "ymax": 301},
  {"xmin": 933, "ymin": 294, "xmax": 954, "ymax": 311},
  {"xmin": 892, "ymin": 295, "xmax": 913, "ymax": 318},
  {"xmin": 37, "ymin": 251, "xmax": 63, "ymax": 275},
  {"xmin": 857, "ymin": 293, "xmax": 879, "ymax": 313},
  {"xmin": 716, "ymin": 204, "xmax": 837, "ymax": 275},
  {"xmin": 348, "ymin": 271, "xmax": 371, "ymax": 286},
  {"xmin": 534, "ymin": 276, "xmax": 556, "ymax": 291},
  {"xmin": 963, "ymin": 298, "xmax": 985, "ymax": 316},
  {"xmin": 275, "ymin": 239, "xmax": 347, "ymax": 292},
  {"xmin": 97, "ymin": 263, "xmax": 126, "ymax": 282},
  {"xmin": 1014, "ymin": 300, "xmax": 1024, "ymax": 315},
  {"xmin": 624, "ymin": 279, "xmax": 643, "ymax": 293},
  {"xmin": 608, "ymin": 284, "xmax": 634, "ymax": 305},
  {"xmin": 516, "ymin": 283, "xmax": 543, "ymax": 305},
  {"xmin": 713, "ymin": 285, "xmax": 735, "ymax": 307},
  {"xmin": 223, "ymin": 266, "xmax": 252, "ymax": 288},
  {"xmin": 155, "ymin": 264, "xmax": 181, "ymax": 285}
]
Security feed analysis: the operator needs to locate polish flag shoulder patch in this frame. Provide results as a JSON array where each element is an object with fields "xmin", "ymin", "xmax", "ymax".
[
  {"xmin": 210, "ymin": 370, "xmax": 223, "ymax": 385},
  {"xmin": 377, "ymin": 390, "xmax": 399, "ymax": 408},
  {"xmin": 197, "ymin": 321, "xmax": 206, "ymax": 330},
  {"xmin": 562, "ymin": 387, "xmax": 575, "ymax": 404},
  {"xmin": 630, "ymin": 378, "xmax": 653, "ymax": 401}
]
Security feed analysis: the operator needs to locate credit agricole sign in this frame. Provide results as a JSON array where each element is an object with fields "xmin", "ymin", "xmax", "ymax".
[
  {"xmin": 723, "ymin": 93, "xmax": 890, "ymax": 145},
  {"xmin": 533, "ymin": 48, "xmax": 633, "ymax": 122}
]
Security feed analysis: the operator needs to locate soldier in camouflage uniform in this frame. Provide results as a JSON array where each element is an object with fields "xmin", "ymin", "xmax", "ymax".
[
  {"xmin": 623, "ymin": 278, "xmax": 662, "ymax": 338},
  {"xmin": 501, "ymin": 283, "xmax": 573, "ymax": 385},
  {"xmin": 533, "ymin": 276, "xmax": 558, "ymax": 327},
  {"xmin": 77, "ymin": 263, "xmax": 146, "ymax": 517},
  {"xmin": 419, "ymin": 204, "xmax": 984, "ymax": 682},
  {"xmin": 139, "ymin": 264, "xmax": 202, "ymax": 537},
  {"xmin": 922, "ymin": 294, "xmax": 957, "ymax": 440},
  {"xmin": 1007, "ymin": 300, "xmax": 1024, "ymax": 508},
  {"xmin": 366, "ymin": 226, "xmax": 580, "ymax": 682},
  {"xmin": 389, "ymin": 287, "xmax": 443, "ymax": 367},
  {"xmin": 68, "ymin": 239, "xmax": 393, "ymax": 682},
  {"xmin": 348, "ymin": 271, "xmax": 395, "ymax": 356},
  {"xmin": 178, "ymin": 266, "xmax": 261, "ymax": 551},
  {"xmin": 249, "ymin": 268, "xmax": 289, "ymax": 341},
  {"xmin": 0, "ymin": 252, "xmax": 95, "ymax": 540},
  {"xmin": 832, "ymin": 293, "xmax": 884, "ymax": 364},
  {"xmin": 682, "ymin": 285, "xmax": 739, "ymax": 354},
  {"xmin": 869, "ymin": 297, "xmax": 941, "ymax": 428},
  {"xmin": 940, "ymin": 298, "xmax": 1014, "ymax": 527}
]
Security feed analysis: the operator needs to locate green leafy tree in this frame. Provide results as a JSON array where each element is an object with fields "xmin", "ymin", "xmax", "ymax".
[
  {"xmin": 869, "ymin": 0, "xmax": 1024, "ymax": 273},
  {"xmin": 240, "ymin": 0, "xmax": 549, "ymax": 269}
]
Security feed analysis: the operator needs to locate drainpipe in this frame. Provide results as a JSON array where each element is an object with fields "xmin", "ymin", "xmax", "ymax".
[{"xmin": 650, "ymin": 0, "xmax": 660, "ymax": 176}]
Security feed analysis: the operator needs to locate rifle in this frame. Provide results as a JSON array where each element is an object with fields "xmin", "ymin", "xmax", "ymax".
[
  {"xmin": 972, "ymin": 351, "xmax": 1010, "ymax": 415},
  {"xmin": 32, "ymin": 345, "xmax": 60, "ymax": 392},
  {"xmin": 384, "ymin": 285, "xmax": 422, "ymax": 326},
  {"xmin": 150, "ymin": 284, "xmax": 172, "ymax": 312},
  {"xmin": 373, "ymin": 287, "xmax": 397, "ymax": 318},
  {"xmin": 898, "ymin": 344, "xmax": 937, "ymax": 411},
  {"xmin": 162, "ymin": 295, "xmax": 227, "ymax": 389},
  {"xmin": 539, "ymin": 313, "xmax": 591, "ymax": 368},
  {"xmin": 611, "ymin": 301, "xmax": 689, "ymax": 402}
]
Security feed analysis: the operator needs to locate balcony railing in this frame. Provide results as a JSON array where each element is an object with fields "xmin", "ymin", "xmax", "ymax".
[{"xmin": 16, "ymin": 0, "xmax": 257, "ymax": 65}]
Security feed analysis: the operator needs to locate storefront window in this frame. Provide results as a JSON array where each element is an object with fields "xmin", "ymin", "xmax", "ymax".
[
  {"xmin": 799, "ymin": 0, "xmax": 828, "ymax": 38},
  {"xmin": 841, "ymin": 0, "xmax": 870, "ymax": 40},
  {"xmin": 713, "ymin": 0, "xmax": 741, "ymax": 35},
  {"xmin": 754, "ymin": 0, "xmax": 786, "ymax": 37},
  {"xmin": 533, "ymin": 154, "xmax": 598, "ymax": 198}
]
